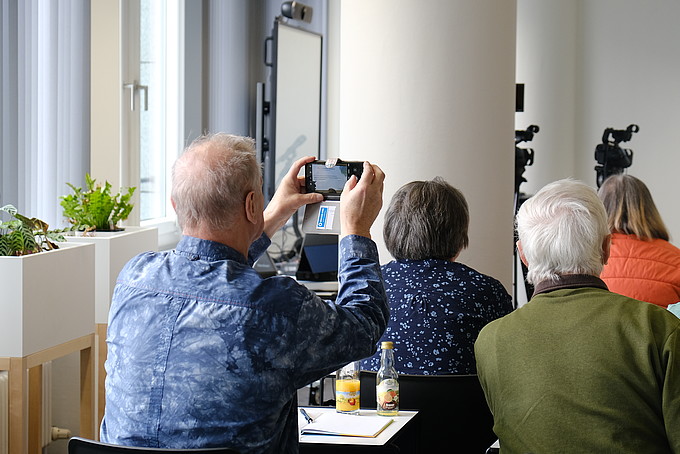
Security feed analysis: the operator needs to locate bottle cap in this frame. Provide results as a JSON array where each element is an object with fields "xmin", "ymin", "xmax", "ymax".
[{"xmin": 381, "ymin": 341, "xmax": 394, "ymax": 349}]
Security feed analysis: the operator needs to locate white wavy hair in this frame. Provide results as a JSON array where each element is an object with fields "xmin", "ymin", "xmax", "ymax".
[{"xmin": 516, "ymin": 178, "xmax": 610, "ymax": 285}]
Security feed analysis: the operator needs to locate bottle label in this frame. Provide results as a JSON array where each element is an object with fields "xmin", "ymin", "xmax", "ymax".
[{"xmin": 377, "ymin": 378, "xmax": 399, "ymax": 411}]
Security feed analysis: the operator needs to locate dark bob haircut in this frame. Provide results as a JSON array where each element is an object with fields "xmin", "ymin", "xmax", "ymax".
[{"xmin": 383, "ymin": 177, "xmax": 469, "ymax": 261}]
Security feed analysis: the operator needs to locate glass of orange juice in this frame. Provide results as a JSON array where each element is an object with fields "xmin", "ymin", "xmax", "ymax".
[{"xmin": 335, "ymin": 361, "xmax": 360, "ymax": 414}]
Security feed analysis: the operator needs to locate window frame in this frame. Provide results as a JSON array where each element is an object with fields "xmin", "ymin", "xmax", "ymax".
[{"xmin": 91, "ymin": 0, "xmax": 185, "ymax": 250}]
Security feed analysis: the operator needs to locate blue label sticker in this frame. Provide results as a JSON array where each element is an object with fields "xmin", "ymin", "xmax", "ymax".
[{"xmin": 317, "ymin": 206, "xmax": 328, "ymax": 228}]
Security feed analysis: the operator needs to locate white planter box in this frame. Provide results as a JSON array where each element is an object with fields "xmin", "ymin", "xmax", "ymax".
[
  {"xmin": 65, "ymin": 226, "xmax": 158, "ymax": 324},
  {"xmin": 0, "ymin": 242, "xmax": 95, "ymax": 358}
]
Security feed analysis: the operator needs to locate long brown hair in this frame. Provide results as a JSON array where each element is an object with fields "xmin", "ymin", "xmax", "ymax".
[{"xmin": 597, "ymin": 174, "xmax": 669, "ymax": 241}]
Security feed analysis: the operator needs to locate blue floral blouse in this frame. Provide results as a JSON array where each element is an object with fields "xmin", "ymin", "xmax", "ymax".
[{"xmin": 362, "ymin": 259, "xmax": 512, "ymax": 375}]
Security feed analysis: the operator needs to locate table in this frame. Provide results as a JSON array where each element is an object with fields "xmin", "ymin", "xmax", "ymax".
[
  {"xmin": 299, "ymin": 407, "xmax": 419, "ymax": 453},
  {"xmin": 1, "ymin": 334, "xmax": 95, "ymax": 454},
  {"xmin": 299, "ymin": 280, "xmax": 338, "ymax": 301}
]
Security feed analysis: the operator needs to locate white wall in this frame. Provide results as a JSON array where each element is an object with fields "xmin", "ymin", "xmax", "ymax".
[
  {"xmin": 331, "ymin": 0, "xmax": 517, "ymax": 290},
  {"xmin": 577, "ymin": 0, "xmax": 680, "ymax": 242},
  {"xmin": 517, "ymin": 0, "xmax": 680, "ymax": 242}
]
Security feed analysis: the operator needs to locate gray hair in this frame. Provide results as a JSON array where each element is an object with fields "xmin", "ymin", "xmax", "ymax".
[
  {"xmin": 171, "ymin": 133, "xmax": 261, "ymax": 231},
  {"xmin": 384, "ymin": 177, "xmax": 469, "ymax": 260},
  {"xmin": 516, "ymin": 178, "xmax": 609, "ymax": 284}
]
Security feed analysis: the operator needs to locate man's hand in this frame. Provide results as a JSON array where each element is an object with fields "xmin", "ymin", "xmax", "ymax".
[
  {"xmin": 340, "ymin": 162, "xmax": 385, "ymax": 239},
  {"xmin": 263, "ymin": 156, "xmax": 323, "ymax": 238}
]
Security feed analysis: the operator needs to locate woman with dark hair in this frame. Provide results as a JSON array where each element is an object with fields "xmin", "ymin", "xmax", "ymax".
[
  {"xmin": 598, "ymin": 174, "xmax": 680, "ymax": 307},
  {"xmin": 362, "ymin": 178, "xmax": 512, "ymax": 375}
]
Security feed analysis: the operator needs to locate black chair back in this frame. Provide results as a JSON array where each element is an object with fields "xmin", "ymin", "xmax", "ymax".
[
  {"xmin": 68, "ymin": 437, "xmax": 239, "ymax": 454},
  {"xmin": 360, "ymin": 371, "xmax": 495, "ymax": 453}
]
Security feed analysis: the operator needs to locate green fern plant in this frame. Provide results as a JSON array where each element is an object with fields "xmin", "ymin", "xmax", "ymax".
[
  {"xmin": 60, "ymin": 174, "xmax": 136, "ymax": 231},
  {"xmin": 0, "ymin": 204, "xmax": 72, "ymax": 256}
]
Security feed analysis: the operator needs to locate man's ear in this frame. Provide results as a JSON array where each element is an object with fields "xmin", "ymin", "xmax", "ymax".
[
  {"xmin": 517, "ymin": 240, "xmax": 528, "ymax": 267},
  {"xmin": 602, "ymin": 234, "xmax": 612, "ymax": 265},
  {"xmin": 244, "ymin": 191, "xmax": 258, "ymax": 225}
]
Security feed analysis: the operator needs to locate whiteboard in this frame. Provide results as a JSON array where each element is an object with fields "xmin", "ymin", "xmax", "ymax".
[{"xmin": 271, "ymin": 23, "xmax": 322, "ymax": 194}]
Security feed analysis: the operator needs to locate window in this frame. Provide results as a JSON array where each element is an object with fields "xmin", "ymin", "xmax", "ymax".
[
  {"xmin": 0, "ymin": 1, "xmax": 90, "ymax": 228},
  {"xmin": 122, "ymin": 0, "xmax": 183, "ymax": 247}
]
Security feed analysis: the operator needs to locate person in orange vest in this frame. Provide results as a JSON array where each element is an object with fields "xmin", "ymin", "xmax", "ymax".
[{"xmin": 599, "ymin": 174, "xmax": 680, "ymax": 308}]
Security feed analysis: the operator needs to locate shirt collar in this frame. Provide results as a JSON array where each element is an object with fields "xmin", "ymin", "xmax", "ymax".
[
  {"xmin": 174, "ymin": 235, "xmax": 247, "ymax": 264},
  {"xmin": 533, "ymin": 274, "xmax": 608, "ymax": 296}
]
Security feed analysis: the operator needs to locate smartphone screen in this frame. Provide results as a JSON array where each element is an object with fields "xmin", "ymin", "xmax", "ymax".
[{"xmin": 310, "ymin": 164, "xmax": 347, "ymax": 193}]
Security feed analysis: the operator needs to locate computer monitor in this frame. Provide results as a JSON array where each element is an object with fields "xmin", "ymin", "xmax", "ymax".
[{"xmin": 296, "ymin": 234, "xmax": 338, "ymax": 282}]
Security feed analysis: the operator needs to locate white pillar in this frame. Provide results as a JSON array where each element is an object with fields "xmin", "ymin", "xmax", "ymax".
[{"xmin": 330, "ymin": 0, "xmax": 517, "ymax": 289}]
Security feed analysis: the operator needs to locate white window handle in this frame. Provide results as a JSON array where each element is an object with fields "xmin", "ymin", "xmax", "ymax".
[{"xmin": 123, "ymin": 82, "xmax": 149, "ymax": 111}]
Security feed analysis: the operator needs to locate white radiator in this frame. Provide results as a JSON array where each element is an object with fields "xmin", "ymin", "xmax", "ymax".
[{"xmin": 0, "ymin": 370, "xmax": 8, "ymax": 454}]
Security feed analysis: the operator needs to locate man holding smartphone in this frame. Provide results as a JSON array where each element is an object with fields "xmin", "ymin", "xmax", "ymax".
[{"xmin": 101, "ymin": 133, "xmax": 388, "ymax": 453}]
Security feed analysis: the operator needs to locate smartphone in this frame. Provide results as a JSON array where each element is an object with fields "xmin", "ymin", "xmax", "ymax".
[{"xmin": 304, "ymin": 160, "xmax": 363, "ymax": 200}]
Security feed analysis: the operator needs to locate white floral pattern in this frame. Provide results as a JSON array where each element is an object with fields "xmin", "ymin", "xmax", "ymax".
[{"xmin": 362, "ymin": 259, "xmax": 512, "ymax": 375}]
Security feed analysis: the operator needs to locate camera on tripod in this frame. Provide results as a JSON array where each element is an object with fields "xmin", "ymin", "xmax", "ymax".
[
  {"xmin": 515, "ymin": 125, "xmax": 539, "ymax": 195},
  {"xmin": 594, "ymin": 124, "xmax": 639, "ymax": 188}
]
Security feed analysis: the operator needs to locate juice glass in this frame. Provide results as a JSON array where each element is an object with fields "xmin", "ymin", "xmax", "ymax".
[{"xmin": 335, "ymin": 361, "xmax": 360, "ymax": 414}]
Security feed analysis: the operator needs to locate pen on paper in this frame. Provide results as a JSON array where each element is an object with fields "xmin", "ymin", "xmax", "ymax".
[{"xmin": 300, "ymin": 408, "xmax": 314, "ymax": 424}]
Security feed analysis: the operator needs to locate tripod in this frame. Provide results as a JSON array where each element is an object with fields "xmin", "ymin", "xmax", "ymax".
[{"xmin": 513, "ymin": 125, "xmax": 539, "ymax": 307}]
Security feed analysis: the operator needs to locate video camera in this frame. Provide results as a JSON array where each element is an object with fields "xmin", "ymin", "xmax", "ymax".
[
  {"xmin": 594, "ymin": 124, "xmax": 638, "ymax": 188},
  {"xmin": 515, "ymin": 125, "xmax": 539, "ymax": 195}
]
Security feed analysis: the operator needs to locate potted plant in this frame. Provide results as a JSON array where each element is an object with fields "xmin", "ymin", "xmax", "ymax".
[
  {"xmin": 0, "ymin": 204, "xmax": 95, "ymax": 358},
  {"xmin": 0, "ymin": 204, "xmax": 72, "ymax": 256},
  {"xmin": 59, "ymin": 174, "xmax": 157, "ymax": 325},
  {"xmin": 59, "ymin": 175, "xmax": 157, "ymax": 324},
  {"xmin": 60, "ymin": 173, "xmax": 136, "ymax": 232},
  {"xmin": 0, "ymin": 204, "xmax": 97, "ymax": 450}
]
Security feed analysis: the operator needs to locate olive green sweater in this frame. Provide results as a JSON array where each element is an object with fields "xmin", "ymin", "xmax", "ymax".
[{"xmin": 475, "ymin": 275, "xmax": 680, "ymax": 454}]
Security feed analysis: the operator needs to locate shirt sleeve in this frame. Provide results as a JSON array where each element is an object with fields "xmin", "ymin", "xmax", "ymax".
[
  {"xmin": 473, "ymin": 321, "xmax": 498, "ymax": 416},
  {"xmin": 662, "ymin": 327, "xmax": 680, "ymax": 451},
  {"xmin": 291, "ymin": 235, "xmax": 389, "ymax": 388}
]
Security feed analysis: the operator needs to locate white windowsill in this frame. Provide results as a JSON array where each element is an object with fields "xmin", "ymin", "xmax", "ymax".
[{"xmin": 141, "ymin": 217, "xmax": 181, "ymax": 251}]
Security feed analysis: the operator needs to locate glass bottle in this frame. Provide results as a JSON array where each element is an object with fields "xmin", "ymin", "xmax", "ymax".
[
  {"xmin": 376, "ymin": 341, "xmax": 399, "ymax": 416},
  {"xmin": 335, "ymin": 360, "xmax": 360, "ymax": 414}
]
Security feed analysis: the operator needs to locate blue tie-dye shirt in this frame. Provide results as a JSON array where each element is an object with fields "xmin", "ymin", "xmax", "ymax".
[
  {"xmin": 362, "ymin": 259, "xmax": 512, "ymax": 375},
  {"xmin": 101, "ymin": 233, "xmax": 388, "ymax": 453}
]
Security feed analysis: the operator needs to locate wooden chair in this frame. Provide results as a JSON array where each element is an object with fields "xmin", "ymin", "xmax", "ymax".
[
  {"xmin": 360, "ymin": 371, "xmax": 496, "ymax": 453},
  {"xmin": 68, "ymin": 437, "xmax": 239, "ymax": 454}
]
